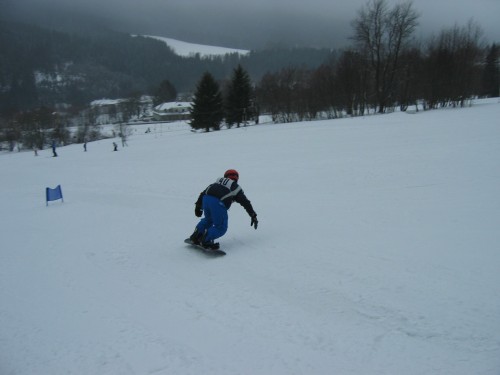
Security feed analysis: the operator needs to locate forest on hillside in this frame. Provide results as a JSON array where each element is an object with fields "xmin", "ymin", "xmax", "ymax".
[{"xmin": 0, "ymin": 20, "xmax": 334, "ymax": 113}]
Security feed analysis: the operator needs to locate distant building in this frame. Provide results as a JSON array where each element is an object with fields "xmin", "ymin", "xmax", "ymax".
[
  {"xmin": 152, "ymin": 102, "xmax": 192, "ymax": 122},
  {"xmin": 90, "ymin": 96, "xmax": 154, "ymax": 124}
]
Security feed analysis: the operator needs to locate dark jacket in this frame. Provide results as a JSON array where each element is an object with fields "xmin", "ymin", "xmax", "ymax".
[{"xmin": 196, "ymin": 177, "xmax": 256, "ymax": 217}]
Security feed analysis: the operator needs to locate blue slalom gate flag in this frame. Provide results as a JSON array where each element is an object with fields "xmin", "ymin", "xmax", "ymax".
[{"xmin": 46, "ymin": 185, "xmax": 63, "ymax": 206}]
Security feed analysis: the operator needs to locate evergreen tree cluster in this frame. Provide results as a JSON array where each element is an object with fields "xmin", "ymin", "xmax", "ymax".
[{"xmin": 190, "ymin": 65, "xmax": 254, "ymax": 132}]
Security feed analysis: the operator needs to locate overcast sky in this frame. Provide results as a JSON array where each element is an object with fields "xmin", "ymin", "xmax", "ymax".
[{"xmin": 5, "ymin": 0, "xmax": 500, "ymax": 49}]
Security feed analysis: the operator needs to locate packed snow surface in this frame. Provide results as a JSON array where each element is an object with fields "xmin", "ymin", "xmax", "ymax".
[{"xmin": 1, "ymin": 100, "xmax": 500, "ymax": 374}]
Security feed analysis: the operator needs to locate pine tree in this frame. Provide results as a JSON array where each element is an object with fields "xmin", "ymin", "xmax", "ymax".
[
  {"xmin": 190, "ymin": 72, "xmax": 224, "ymax": 132},
  {"xmin": 225, "ymin": 65, "xmax": 253, "ymax": 128}
]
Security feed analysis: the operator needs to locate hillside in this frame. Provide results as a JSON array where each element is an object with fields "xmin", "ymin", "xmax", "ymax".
[
  {"xmin": 0, "ymin": 21, "xmax": 334, "ymax": 113},
  {"xmin": 1, "ymin": 99, "xmax": 500, "ymax": 374},
  {"xmin": 141, "ymin": 35, "xmax": 250, "ymax": 58}
]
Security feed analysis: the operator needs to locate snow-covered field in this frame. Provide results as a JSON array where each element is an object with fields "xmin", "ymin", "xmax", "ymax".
[
  {"xmin": 1, "ymin": 100, "xmax": 500, "ymax": 374},
  {"xmin": 140, "ymin": 35, "xmax": 250, "ymax": 57}
]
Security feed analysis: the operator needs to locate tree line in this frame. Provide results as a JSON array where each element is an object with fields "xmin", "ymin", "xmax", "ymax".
[
  {"xmin": 188, "ymin": 0, "xmax": 498, "ymax": 131},
  {"xmin": 254, "ymin": 2, "xmax": 498, "ymax": 123},
  {"xmin": 1, "ymin": 0, "xmax": 499, "ymax": 146}
]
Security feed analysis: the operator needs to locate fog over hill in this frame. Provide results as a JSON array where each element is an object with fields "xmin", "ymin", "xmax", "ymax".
[{"xmin": 4, "ymin": 0, "xmax": 500, "ymax": 50}]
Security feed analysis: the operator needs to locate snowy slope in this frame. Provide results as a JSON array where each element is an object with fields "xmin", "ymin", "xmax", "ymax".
[
  {"xmin": 140, "ymin": 35, "xmax": 250, "ymax": 57},
  {"xmin": 1, "ymin": 100, "xmax": 500, "ymax": 374}
]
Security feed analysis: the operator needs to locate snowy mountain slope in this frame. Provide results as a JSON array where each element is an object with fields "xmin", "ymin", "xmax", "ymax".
[
  {"xmin": 140, "ymin": 35, "xmax": 250, "ymax": 57},
  {"xmin": 1, "ymin": 100, "xmax": 500, "ymax": 374}
]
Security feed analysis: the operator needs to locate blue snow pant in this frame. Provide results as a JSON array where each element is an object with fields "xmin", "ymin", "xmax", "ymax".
[{"xmin": 196, "ymin": 195, "xmax": 228, "ymax": 242}]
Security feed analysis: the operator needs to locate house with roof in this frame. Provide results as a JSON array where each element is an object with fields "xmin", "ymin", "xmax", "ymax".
[
  {"xmin": 152, "ymin": 102, "xmax": 192, "ymax": 122},
  {"xmin": 90, "ymin": 96, "xmax": 154, "ymax": 124}
]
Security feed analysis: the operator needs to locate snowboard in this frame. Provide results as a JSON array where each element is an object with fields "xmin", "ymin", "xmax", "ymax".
[{"xmin": 184, "ymin": 238, "xmax": 226, "ymax": 256}]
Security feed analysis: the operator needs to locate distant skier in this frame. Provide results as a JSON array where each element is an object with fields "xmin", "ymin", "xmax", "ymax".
[
  {"xmin": 113, "ymin": 142, "xmax": 118, "ymax": 151},
  {"xmin": 51, "ymin": 141, "xmax": 58, "ymax": 157},
  {"xmin": 188, "ymin": 169, "xmax": 258, "ymax": 249}
]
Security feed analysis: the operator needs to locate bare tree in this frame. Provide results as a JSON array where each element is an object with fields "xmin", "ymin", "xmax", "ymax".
[
  {"xmin": 481, "ymin": 43, "xmax": 500, "ymax": 98},
  {"xmin": 423, "ymin": 21, "xmax": 484, "ymax": 108},
  {"xmin": 256, "ymin": 67, "xmax": 312, "ymax": 123},
  {"xmin": 395, "ymin": 46, "xmax": 424, "ymax": 111},
  {"xmin": 309, "ymin": 63, "xmax": 338, "ymax": 119},
  {"xmin": 352, "ymin": 0, "xmax": 419, "ymax": 113},
  {"xmin": 334, "ymin": 50, "xmax": 370, "ymax": 116},
  {"xmin": 77, "ymin": 105, "xmax": 102, "ymax": 142}
]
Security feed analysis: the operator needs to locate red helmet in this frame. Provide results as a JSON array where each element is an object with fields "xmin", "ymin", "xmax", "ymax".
[{"xmin": 224, "ymin": 169, "xmax": 239, "ymax": 181}]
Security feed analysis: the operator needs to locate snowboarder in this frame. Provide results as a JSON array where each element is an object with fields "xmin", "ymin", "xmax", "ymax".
[{"xmin": 188, "ymin": 169, "xmax": 258, "ymax": 249}]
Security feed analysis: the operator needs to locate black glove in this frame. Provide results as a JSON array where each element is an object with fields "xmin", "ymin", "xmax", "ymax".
[
  {"xmin": 195, "ymin": 206, "xmax": 203, "ymax": 217},
  {"xmin": 250, "ymin": 214, "xmax": 258, "ymax": 229}
]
